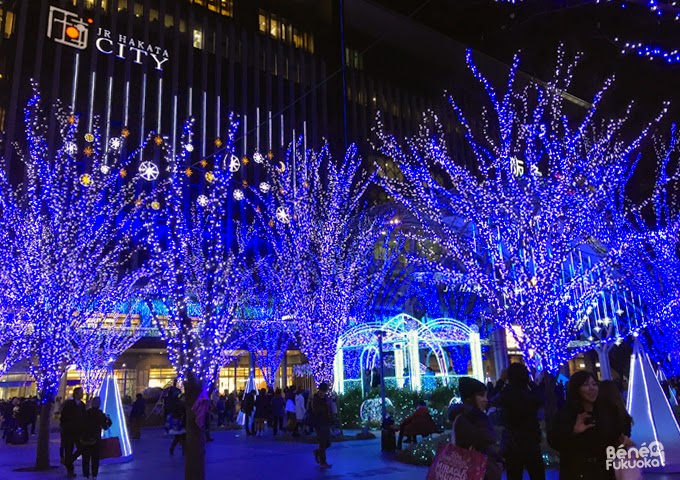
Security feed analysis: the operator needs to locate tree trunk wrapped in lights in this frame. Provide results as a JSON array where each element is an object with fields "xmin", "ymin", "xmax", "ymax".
[
  {"xmin": 0, "ymin": 87, "xmax": 149, "ymax": 470},
  {"xmin": 374, "ymin": 48, "xmax": 667, "ymax": 373},
  {"xmin": 246, "ymin": 143, "xmax": 399, "ymax": 385}
]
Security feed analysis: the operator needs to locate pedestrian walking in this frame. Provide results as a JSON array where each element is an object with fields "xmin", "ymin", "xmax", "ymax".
[
  {"xmin": 311, "ymin": 382, "xmax": 332, "ymax": 468},
  {"xmin": 271, "ymin": 388, "xmax": 285, "ymax": 436},
  {"xmin": 295, "ymin": 387, "xmax": 306, "ymax": 435},
  {"xmin": 242, "ymin": 391, "xmax": 256, "ymax": 436},
  {"xmin": 80, "ymin": 397, "xmax": 112, "ymax": 480},
  {"xmin": 129, "ymin": 393, "xmax": 145, "ymax": 439},
  {"xmin": 166, "ymin": 405, "xmax": 187, "ymax": 456},
  {"xmin": 60, "ymin": 387, "xmax": 86, "ymax": 478},
  {"xmin": 492, "ymin": 363, "xmax": 545, "ymax": 480},
  {"xmin": 449, "ymin": 377, "xmax": 503, "ymax": 480},
  {"xmin": 254, "ymin": 388, "xmax": 269, "ymax": 436}
]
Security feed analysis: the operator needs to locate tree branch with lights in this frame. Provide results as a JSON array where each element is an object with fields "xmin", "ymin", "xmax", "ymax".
[
  {"xmin": 0, "ymin": 86, "xmax": 149, "ymax": 470},
  {"xmin": 373, "ymin": 49, "xmax": 665, "ymax": 373}
]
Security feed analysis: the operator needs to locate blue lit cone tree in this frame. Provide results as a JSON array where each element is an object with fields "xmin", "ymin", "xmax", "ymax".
[
  {"xmin": 0, "ymin": 87, "xmax": 149, "ymax": 470},
  {"xmin": 143, "ymin": 119, "xmax": 254, "ymax": 480},
  {"xmin": 246, "ymin": 143, "xmax": 399, "ymax": 385},
  {"xmin": 373, "ymin": 49, "xmax": 666, "ymax": 373}
]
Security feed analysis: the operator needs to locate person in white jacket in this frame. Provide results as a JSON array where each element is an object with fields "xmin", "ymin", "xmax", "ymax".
[{"xmin": 294, "ymin": 388, "xmax": 306, "ymax": 435}]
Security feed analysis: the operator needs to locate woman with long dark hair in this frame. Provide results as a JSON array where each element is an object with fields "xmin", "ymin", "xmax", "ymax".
[
  {"xmin": 597, "ymin": 380, "xmax": 634, "ymax": 452},
  {"xmin": 547, "ymin": 370, "xmax": 613, "ymax": 479}
]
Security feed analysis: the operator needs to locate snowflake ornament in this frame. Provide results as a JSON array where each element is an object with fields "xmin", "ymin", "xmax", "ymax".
[
  {"xmin": 233, "ymin": 189, "xmax": 244, "ymax": 201},
  {"xmin": 197, "ymin": 195, "xmax": 209, "ymax": 207},
  {"xmin": 100, "ymin": 165, "xmax": 111, "ymax": 175},
  {"xmin": 65, "ymin": 142, "xmax": 78, "ymax": 156},
  {"xmin": 253, "ymin": 152, "xmax": 264, "ymax": 164},
  {"xmin": 259, "ymin": 182, "xmax": 271, "ymax": 193},
  {"xmin": 139, "ymin": 161, "xmax": 160, "ymax": 181},
  {"xmin": 275, "ymin": 206, "xmax": 291, "ymax": 224},
  {"xmin": 229, "ymin": 155, "xmax": 240, "ymax": 173},
  {"xmin": 109, "ymin": 138, "xmax": 122, "ymax": 150}
]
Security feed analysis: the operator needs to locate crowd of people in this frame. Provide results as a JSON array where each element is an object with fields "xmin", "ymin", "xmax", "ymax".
[
  {"xmin": 0, "ymin": 396, "xmax": 38, "ymax": 445},
  {"xmin": 446, "ymin": 364, "xmax": 636, "ymax": 480}
]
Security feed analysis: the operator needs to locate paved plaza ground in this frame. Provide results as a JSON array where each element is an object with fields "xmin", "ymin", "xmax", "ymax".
[{"xmin": 0, "ymin": 427, "xmax": 678, "ymax": 480}]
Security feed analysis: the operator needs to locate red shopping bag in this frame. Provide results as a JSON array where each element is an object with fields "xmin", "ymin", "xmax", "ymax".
[
  {"xmin": 426, "ymin": 442, "xmax": 487, "ymax": 480},
  {"xmin": 99, "ymin": 437, "xmax": 122, "ymax": 460}
]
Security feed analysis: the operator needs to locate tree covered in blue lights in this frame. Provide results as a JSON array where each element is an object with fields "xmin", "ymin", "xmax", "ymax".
[
  {"xmin": 374, "ymin": 49, "xmax": 666, "ymax": 373},
  {"xmin": 0, "ymin": 87, "xmax": 148, "ymax": 470},
  {"xmin": 246, "ymin": 142, "xmax": 399, "ymax": 384},
  {"xmin": 142, "ymin": 118, "xmax": 254, "ymax": 480}
]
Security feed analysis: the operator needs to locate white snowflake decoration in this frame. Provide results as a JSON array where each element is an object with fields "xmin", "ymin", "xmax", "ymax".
[
  {"xmin": 65, "ymin": 142, "xmax": 78, "ymax": 156},
  {"xmin": 100, "ymin": 165, "xmax": 111, "ymax": 175},
  {"xmin": 109, "ymin": 137, "xmax": 122, "ymax": 150},
  {"xmin": 139, "ymin": 161, "xmax": 160, "ymax": 181},
  {"xmin": 197, "ymin": 195, "xmax": 209, "ymax": 207},
  {"xmin": 275, "ymin": 206, "xmax": 291, "ymax": 224},
  {"xmin": 229, "ymin": 155, "xmax": 240, "ymax": 173},
  {"xmin": 233, "ymin": 189, "xmax": 244, "ymax": 201},
  {"xmin": 253, "ymin": 152, "xmax": 264, "ymax": 164},
  {"xmin": 185, "ymin": 144, "xmax": 194, "ymax": 152},
  {"xmin": 259, "ymin": 182, "xmax": 271, "ymax": 194}
]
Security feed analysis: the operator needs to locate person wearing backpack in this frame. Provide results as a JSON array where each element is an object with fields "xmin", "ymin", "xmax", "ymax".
[{"xmin": 80, "ymin": 397, "xmax": 112, "ymax": 480}]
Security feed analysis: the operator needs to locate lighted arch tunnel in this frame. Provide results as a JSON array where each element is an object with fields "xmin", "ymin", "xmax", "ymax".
[{"xmin": 333, "ymin": 313, "xmax": 488, "ymax": 394}]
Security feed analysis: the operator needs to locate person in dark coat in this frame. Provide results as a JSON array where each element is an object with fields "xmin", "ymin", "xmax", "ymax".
[
  {"xmin": 80, "ymin": 397, "xmax": 112, "ymax": 480},
  {"xmin": 449, "ymin": 377, "xmax": 503, "ymax": 480},
  {"xmin": 129, "ymin": 393, "xmax": 145, "ymax": 439},
  {"xmin": 271, "ymin": 388, "xmax": 286, "ymax": 436},
  {"xmin": 254, "ymin": 388, "xmax": 270, "ymax": 436},
  {"xmin": 60, "ymin": 387, "xmax": 86, "ymax": 478},
  {"xmin": 312, "ymin": 382, "xmax": 332, "ymax": 468},
  {"xmin": 547, "ymin": 370, "xmax": 614, "ymax": 480},
  {"xmin": 397, "ymin": 400, "xmax": 438, "ymax": 449},
  {"xmin": 492, "ymin": 363, "xmax": 545, "ymax": 480},
  {"xmin": 241, "ymin": 391, "xmax": 256, "ymax": 436}
]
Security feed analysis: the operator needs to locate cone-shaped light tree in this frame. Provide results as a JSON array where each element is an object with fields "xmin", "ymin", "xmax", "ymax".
[
  {"xmin": 0, "ymin": 87, "xmax": 148, "ymax": 470},
  {"xmin": 374, "ymin": 49, "xmax": 666, "ymax": 373},
  {"xmin": 143, "ymin": 119, "xmax": 254, "ymax": 480},
  {"xmin": 246, "ymin": 143, "xmax": 398, "ymax": 384}
]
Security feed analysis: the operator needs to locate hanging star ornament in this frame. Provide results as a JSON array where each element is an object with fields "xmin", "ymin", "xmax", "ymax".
[{"xmin": 214, "ymin": 138, "xmax": 223, "ymax": 148}]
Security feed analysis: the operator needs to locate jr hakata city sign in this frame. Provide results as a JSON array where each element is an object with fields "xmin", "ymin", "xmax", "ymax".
[{"xmin": 47, "ymin": 5, "xmax": 169, "ymax": 71}]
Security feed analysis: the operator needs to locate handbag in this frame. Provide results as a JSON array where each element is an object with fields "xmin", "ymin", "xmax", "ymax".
[
  {"xmin": 427, "ymin": 415, "xmax": 487, "ymax": 480},
  {"xmin": 99, "ymin": 436, "xmax": 122, "ymax": 459}
]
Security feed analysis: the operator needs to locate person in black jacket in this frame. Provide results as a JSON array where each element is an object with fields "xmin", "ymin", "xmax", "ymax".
[
  {"xmin": 547, "ymin": 370, "xmax": 614, "ymax": 480},
  {"xmin": 492, "ymin": 363, "xmax": 545, "ymax": 480},
  {"xmin": 129, "ymin": 393, "xmax": 145, "ymax": 439},
  {"xmin": 449, "ymin": 377, "xmax": 503, "ymax": 480},
  {"xmin": 80, "ymin": 397, "xmax": 112, "ymax": 480},
  {"xmin": 60, "ymin": 387, "xmax": 86, "ymax": 478},
  {"xmin": 312, "ymin": 382, "xmax": 332, "ymax": 468}
]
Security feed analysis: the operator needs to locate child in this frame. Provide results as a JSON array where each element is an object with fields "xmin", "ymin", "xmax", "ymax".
[{"xmin": 166, "ymin": 406, "xmax": 186, "ymax": 456}]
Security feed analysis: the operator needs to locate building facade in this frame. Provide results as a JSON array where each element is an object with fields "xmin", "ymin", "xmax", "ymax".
[{"xmin": 0, "ymin": 0, "xmax": 521, "ymax": 398}]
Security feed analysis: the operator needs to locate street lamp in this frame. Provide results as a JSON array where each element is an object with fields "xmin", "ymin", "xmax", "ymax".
[{"xmin": 374, "ymin": 330, "xmax": 387, "ymax": 423}]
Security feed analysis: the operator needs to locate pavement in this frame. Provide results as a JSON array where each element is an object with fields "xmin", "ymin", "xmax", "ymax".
[{"xmin": 0, "ymin": 427, "xmax": 678, "ymax": 480}]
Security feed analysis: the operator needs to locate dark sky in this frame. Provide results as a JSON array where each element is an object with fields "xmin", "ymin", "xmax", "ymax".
[
  {"xmin": 372, "ymin": 0, "xmax": 680, "ymax": 198},
  {"xmin": 374, "ymin": 0, "xmax": 680, "ymax": 118}
]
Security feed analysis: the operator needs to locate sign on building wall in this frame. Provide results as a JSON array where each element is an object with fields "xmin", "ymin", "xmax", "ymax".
[{"xmin": 47, "ymin": 5, "xmax": 169, "ymax": 71}]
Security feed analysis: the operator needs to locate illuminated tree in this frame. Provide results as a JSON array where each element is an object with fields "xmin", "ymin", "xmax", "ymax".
[
  {"xmin": 247, "ymin": 143, "xmax": 398, "ymax": 384},
  {"xmin": 0, "ymin": 87, "xmax": 147, "ymax": 470},
  {"xmin": 143, "ymin": 118, "xmax": 253, "ymax": 480},
  {"xmin": 373, "ymin": 49, "xmax": 665, "ymax": 373},
  {"xmin": 69, "ymin": 298, "xmax": 144, "ymax": 399}
]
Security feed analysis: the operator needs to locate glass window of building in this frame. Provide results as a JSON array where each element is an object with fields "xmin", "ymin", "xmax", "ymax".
[
  {"xmin": 193, "ymin": 29, "xmax": 203, "ymax": 49},
  {"xmin": 1, "ymin": 10, "xmax": 15, "ymax": 39},
  {"xmin": 345, "ymin": 48, "xmax": 364, "ymax": 70},
  {"xmin": 190, "ymin": 0, "xmax": 234, "ymax": 17},
  {"xmin": 148, "ymin": 367, "xmax": 176, "ymax": 389},
  {"xmin": 259, "ymin": 9, "xmax": 314, "ymax": 54}
]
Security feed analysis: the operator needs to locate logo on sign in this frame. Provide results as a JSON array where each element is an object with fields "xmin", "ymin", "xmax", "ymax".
[
  {"xmin": 47, "ymin": 6, "xmax": 89, "ymax": 50},
  {"xmin": 46, "ymin": 5, "xmax": 169, "ymax": 71}
]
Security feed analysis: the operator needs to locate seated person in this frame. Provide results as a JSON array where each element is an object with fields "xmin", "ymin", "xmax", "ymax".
[{"xmin": 397, "ymin": 400, "xmax": 438, "ymax": 449}]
